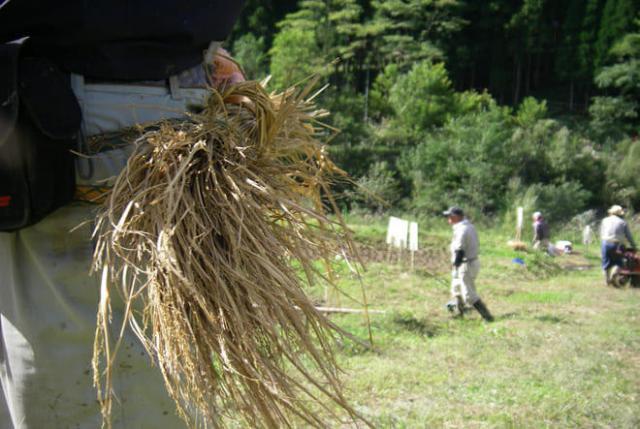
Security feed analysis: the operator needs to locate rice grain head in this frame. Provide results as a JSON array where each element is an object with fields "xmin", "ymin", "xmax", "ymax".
[{"xmin": 91, "ymin": 80, "xmax": 369, "ymax": 428}]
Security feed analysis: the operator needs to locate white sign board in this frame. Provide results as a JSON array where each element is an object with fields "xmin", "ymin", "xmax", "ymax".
[
  {"xmin": 582, "ymin": 225, "xmax": 594, "ymax": 245},
  {"xmin": 409, "ymin": 222, "xmax": 419, "ymax": 252},
  {"xmin": 386, "ymin": 216, "xmax": 409, "ymax": 249},
  {"xmin": 516, "ymin": 207, "xmax": 524, "ymax": 230}
]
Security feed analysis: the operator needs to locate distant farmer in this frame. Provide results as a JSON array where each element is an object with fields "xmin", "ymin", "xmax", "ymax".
[
  {"xmin": 600, "ymin": 205, "xmax": 637, "ymax": 286},
  {"xmin": 443, "ymin": 207, "xmax": 494, "ymax": 322},
  {"xmin": 532, "ymin": 211, "xmax": 551, "ymax": 251}
]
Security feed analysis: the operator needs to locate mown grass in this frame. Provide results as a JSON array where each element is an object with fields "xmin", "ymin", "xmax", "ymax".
[{"xmin": 310, "ymin": 218, "xmax": 640, "ymax": 428}]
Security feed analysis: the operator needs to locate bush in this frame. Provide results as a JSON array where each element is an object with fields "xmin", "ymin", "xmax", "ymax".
[
  {"xmin": 369, "ymin": 64, "xmax": 400, "ymax": 120},
  {"xmin": 351, "ymin": 161, "xmax": 401, "ymax": 213},
  {"xmin": 231, "ymin": 33, "xmax": 267, "ymax": 80},
  {"xmin": 605, "ymin": 138, "xmax": 640, "ymax": 208},
  {"xmin": 589, "ymin": 96, "xmax": 639, "ymax": 142},
  {"xmin": 516, "ymin": 97, "xmax": 548, "ymax": 127},
  {"xmin": 546, "ymin": 127, "xmax": 606, "ymax": 206},
  {"xmin": 389, "ymin": 62, "xmax": 457, "ymax": 131},
  {"xmin": 397, "ymin": 104, "xmax": 515, "ymax": 215},
  {"xmin": 269, "ymin": 27, "xmax": 322, "ymax": 90},
  {"xmin": 524, "ymin": 182, "xmax": 592, "ymax": 224}
]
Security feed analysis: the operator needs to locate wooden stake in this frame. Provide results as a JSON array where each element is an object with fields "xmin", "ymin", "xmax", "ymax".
[{"xmin": 315, "ymin": 306, "xmax": 385, "ymax": 314}]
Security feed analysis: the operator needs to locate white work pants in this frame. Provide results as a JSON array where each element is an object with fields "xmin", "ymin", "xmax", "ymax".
[
  {"xmin": 451, "ymin": 259, "xmax": 481, "ymax": 306},
  {"xmin": 0, "ymin": 77, "xmax": 209, "ymax": 428}
]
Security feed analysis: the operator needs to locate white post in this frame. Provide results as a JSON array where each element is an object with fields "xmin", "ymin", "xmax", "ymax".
[
  {"xmin": 409, "ymin": 222, "xmax": 419, "ymax": 271},
  {"xmin": 583, "ymin": 225, "xmax": 593, "ymax": 255},
  {"xmin": 516, "ymin": 206, "xmax": 524, "ymax": 241}
]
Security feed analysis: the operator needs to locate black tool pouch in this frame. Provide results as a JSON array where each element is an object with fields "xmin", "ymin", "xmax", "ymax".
[{"xmin": 0, "ymin": 42, "xmax": 81, "ymax": 231}]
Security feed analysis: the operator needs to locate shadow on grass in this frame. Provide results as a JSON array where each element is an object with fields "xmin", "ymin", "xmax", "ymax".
[
  {"xmin": 496, "ymin": 289, "xmax": 517, "ymax": 297},
  {"xmin": 392, "ymin": 313, "xmax": 441, "ymax": 337},
  {"xmin": 535, "ymin": 314, "xmax": 570, "ymax": 324},
  {"xmin": 497, "ymin": 311, "xmax": 520, "ymax": 320}
]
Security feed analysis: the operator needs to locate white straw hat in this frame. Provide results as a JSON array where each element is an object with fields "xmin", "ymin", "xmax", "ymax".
[{"xmin": 608, "ymin": 205, "xmax": 625, "ymax": 216}]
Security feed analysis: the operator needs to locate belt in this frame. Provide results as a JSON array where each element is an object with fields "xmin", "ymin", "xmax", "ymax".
[{"xmin": 84, "ymin": 65, "xmax": 210, "ymax": 92}]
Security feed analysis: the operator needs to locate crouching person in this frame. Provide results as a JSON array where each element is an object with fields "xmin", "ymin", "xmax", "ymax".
[
  {"xmin": 444, "ymin": 207, "xmax": 494, "ymax": 322},
  {"xmin": 532, "ymin": 211, "xmax": 551, "ymax": 252}
]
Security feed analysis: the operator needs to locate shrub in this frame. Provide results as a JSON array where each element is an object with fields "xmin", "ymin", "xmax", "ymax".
[
  {"xmin": 397, "ymin": 104, "xmax": 515, "ymax": 215},
  {"xmin": 389, "ymin": 62, "xmax": 457, "ymax": 131},
  {"xmin": 524, "ymin": 182, "xmax": 592, "ymax": 224},
  {"xmin": 352, "ymin": 161, "xmax": 401, "ymax": 213}
]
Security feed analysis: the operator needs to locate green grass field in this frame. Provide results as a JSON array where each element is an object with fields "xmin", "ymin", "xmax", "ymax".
[{"xmin": 311, "ymin": 218, "xmax": 640, "ymax": 428}]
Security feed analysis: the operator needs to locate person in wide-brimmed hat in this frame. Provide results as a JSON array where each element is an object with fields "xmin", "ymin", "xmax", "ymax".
[{"xmin": 600, "ymin": 205, "xmax": 636, "ymax": 285}]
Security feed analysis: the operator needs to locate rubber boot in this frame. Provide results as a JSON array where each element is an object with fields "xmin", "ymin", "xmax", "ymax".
[
  {"xmin": 473, "ymin": 299, "xmax": 494, "ymax": 322},
  {"xmin": 604, "ymin": 268, "xmax": 611, "ymax": 286}
]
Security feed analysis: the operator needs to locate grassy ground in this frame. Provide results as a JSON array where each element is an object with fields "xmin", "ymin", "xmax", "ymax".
[{"xmin": 311, "ymin": 217, "xmax": 640, "ymax": 428}]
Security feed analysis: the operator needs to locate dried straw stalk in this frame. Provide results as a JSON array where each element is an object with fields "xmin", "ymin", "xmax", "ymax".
[{"xmin": 91, "ymin": 80, "xmax": 369, "ymax": 428}]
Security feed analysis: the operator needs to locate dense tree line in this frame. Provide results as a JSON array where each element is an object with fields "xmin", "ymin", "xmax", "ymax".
[{"xmin": 229, "ymin": 0, "xmax": 640, "ymax": 222}]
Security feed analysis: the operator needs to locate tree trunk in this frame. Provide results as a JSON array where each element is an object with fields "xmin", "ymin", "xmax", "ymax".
[
  {"xmin": 514, "ymin": 59, "xmax": 522, "ymax": 105},
  {"xmin": 470, "ymin": 64, "xmax": 476, "ymax": 89},
  {"xmin": 534, "ymin": 52, "xmax": 542, "ymax": 88},
  {"xmin": 584, "ymin": 86, "xmax": 590, "ymax": 111},
  {"xmin": 363, "ymin": 67, "xmax": 370, "ymax": 122},
  {"xmin": 569, "ymin": 80, "xmax": 574, "ymax": 111},
  {"xmin": 525, "ymin": 53, "xmax": 532, "ymax": 95}
]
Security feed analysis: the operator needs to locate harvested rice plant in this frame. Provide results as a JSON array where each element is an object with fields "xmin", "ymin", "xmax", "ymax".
[{"xmin": 92, "ymin": 81, "xmax": 369, "ymax": 428}]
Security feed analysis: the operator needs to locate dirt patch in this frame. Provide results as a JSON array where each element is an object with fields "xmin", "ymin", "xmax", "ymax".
[{"xmin": 351, "ymin": 242, "xmax": 449, "ymax": 273}]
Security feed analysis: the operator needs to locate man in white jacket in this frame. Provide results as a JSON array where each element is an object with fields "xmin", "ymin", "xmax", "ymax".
[{"xmin": 444, "ymin": 206, "xmax": 494, "ymax": 322}]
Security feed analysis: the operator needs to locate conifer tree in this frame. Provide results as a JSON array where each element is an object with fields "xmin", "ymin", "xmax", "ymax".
[
  {"xmin": 556, "ymin": 0, "xmax": 586, "ymax": 109},
  {"xmin": 363, "ymin": 0, "xmax": 465, "ymax": 71},
  {"xmin": 590, "ymin": 15, "xmax": 640, "ymax": 139},
  {"xmin": 595, "ymin": 0, "xmax": 638, "ymax": 68},
  {"xmin": 269, "ymin": 0, "xmax": 365, "ymax": 88}
]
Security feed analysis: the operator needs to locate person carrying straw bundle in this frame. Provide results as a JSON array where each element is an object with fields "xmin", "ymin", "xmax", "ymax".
[{"xmin": 1, "ymin": 1, "xmax": 368, "ymax": 427}]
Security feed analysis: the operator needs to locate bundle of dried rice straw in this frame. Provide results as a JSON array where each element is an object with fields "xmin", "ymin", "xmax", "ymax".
[{"xmin": 91, "ymin": 80, "xmax": 370, "ymax": 428}]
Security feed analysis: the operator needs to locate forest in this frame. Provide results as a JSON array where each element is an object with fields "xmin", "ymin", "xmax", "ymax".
[{"xmin": 228, "ymin": 0, "xmax": 640, "ymax": 224}]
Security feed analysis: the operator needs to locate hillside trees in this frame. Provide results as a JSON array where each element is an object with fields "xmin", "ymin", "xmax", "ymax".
[
  {"xmin": 595, "ymin": 0, "xmax": 638, "ymax": 68},
  {"xmin": 590, "ymin": 16, "xmax": 640, "ymax": 141},
  {"xmin": 227, "ymin": 1, "xmax": 640, "ymax": 218},
  {"xmin": 555, "ymin": 0, "xmax": 587, "ymax": 110},
  {"xmin": 268, "ymin": 0, "xmax": 365, "ymax": 89}
]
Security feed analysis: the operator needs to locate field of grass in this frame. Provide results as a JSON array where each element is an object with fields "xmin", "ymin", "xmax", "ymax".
[{"xmin": 311, "ymin": 217, "xmax": 640, "ymax": 428}]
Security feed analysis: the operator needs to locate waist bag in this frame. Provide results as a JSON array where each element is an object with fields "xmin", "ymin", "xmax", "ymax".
[{"xmin": 0, "ymin": 42, "xmax": 81, "ymax": 231}]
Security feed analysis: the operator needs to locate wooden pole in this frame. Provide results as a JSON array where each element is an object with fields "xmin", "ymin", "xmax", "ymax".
[{"xmin": 315, "ymin": 306, "xmax": 385, "ymax": 314}]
